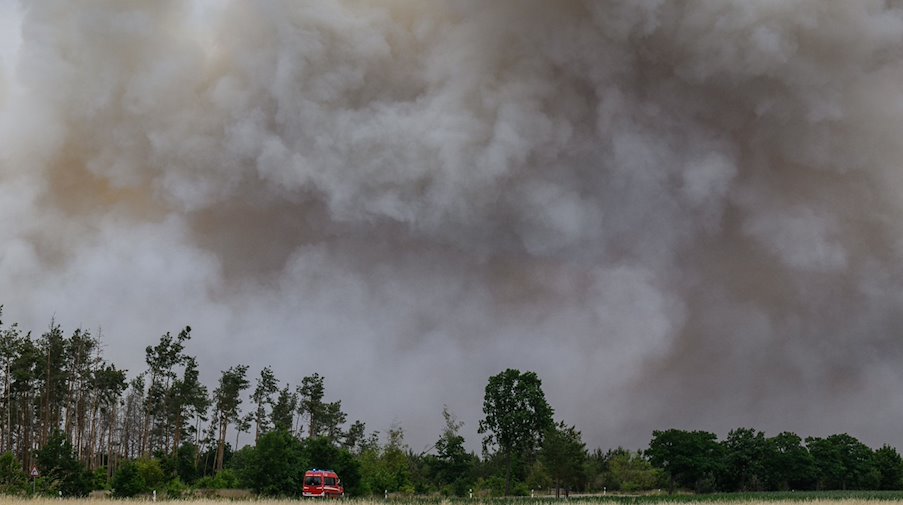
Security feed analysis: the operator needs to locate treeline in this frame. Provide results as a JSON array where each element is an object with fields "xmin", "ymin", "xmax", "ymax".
[{"xmin": 1, "ymin": 310, "xmax": 903, "ymax": 497}]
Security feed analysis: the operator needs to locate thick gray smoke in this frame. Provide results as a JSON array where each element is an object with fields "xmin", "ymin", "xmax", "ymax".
[{"xmin": 3, "ymin": 0, "xmax": 903, "ymax": 451}]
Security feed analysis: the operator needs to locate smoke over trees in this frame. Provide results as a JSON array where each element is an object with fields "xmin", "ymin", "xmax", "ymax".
[{"xmin": 2, "ymin": 0, "xmax": 903, "ymax": 460}]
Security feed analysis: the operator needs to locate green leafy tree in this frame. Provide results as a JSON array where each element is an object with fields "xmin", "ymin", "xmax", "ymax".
[
  {"xmin": 605, "ymin": 450, "xmax": 664, "ymax": 492},
  {"xmin": 241, "ymin": 429, "xmax": 306, "ymax": 496},
  {"xmin": 112, "ymin": 461, "xmax": 146, "ymax": 497},
  {"xmin": 136, "ymin": 458, "xmax": 165, "ymax": 491},
  {"xmin": 720, "ymin": 427, "xmax": 769, "ymax": 491},
  {"xmin": 0, "ymin": 451, "xmax": 26, "ymax": 494},
  {"xmin": 646, "ymin": 429, "xmax": 724, "ymax": 493},
  {"xmin": 35, "ymin": 430, "xmax": 92, "ymax": 496},
  {"xmin": 478, "ymin": 369, "xmax": 554, "ymax": 496},
  {"xmin": 806, "ymin": 434, "xmax": 878, "ymax": 490},
  {"xmin": 874, "ymin": 444, "xmax": 903, "ymax": 490},
  {"xmin": 764, "ymin": 431, "xmax": 815, "ymax": 490},
  {"xmin": 540, "ymin": 421, "xmax": 587, "ymax": 496},
  {"xmin": 174, "ymin": 442, "xmax": 200, "ymax": 484},
  {"xmin": 434, "ymin": 406, "xmax": 474, "ymax": 496}
]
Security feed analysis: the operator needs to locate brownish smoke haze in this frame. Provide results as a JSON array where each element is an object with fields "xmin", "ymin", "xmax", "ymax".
[{"xmin": 3, "ymin": 0, "xmax": 903, "ymax": 451}]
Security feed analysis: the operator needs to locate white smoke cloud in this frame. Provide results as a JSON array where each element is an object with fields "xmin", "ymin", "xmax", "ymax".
[{"xmin": 3, "ymin": 0, "xmax": 903, "ymax": 450}]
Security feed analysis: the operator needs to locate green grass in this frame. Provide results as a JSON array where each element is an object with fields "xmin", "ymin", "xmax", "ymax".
[
  {"xmin": 336, "ymin": 492, "xmax": 903, "ymax": 504},
  {"xmin": 463, "ymin": 492, "xmax": 903, "ymax": 503}
]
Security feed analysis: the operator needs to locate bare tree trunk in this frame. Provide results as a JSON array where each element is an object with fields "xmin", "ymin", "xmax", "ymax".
[
  {"xmin": 23, "ymin": 390, "xmax": 32, "ymax": 472},
  {"xmin": 4, "ymin": 361, "xmax": 10, "ymax": 453},
  {"xmin": 215, "ymin": 416, "xmax": 227, "ymax": 472},
  {"xmin": 107, "ymin": 406, "xmax": 115, "ymax": 479},
  {"xmin": 64, "ymin": 338, "xmax": 81, "ymax": 441},
  {"xmin": 172, "ymin": 411, "xmax": 182, "ymax": 457},
  {"xmin": 42, "ymin": 347, "xmax": 52, "ymax": 447},
  {"xmin": 88, "ymin": 398, "xmax": 100, "ymax": 469}
]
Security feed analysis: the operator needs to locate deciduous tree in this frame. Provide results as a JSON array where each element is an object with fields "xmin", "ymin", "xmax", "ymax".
[{"xmin": 478, "ymin": 369, "xmax": 554, "ymax": 495}]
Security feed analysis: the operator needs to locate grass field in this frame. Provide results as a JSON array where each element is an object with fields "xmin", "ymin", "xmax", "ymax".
[{"xmin": 7, "ymin": 493, "xmax": 903, "ymax": 504}]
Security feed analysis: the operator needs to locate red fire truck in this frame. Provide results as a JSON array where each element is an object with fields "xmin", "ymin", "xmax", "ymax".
[{"xmin": 303, "ymin": 469, "xmax": 344, "ymax": 498}]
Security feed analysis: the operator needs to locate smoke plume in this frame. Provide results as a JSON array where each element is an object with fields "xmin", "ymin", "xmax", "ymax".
[{"xmin": 3, "ymin": 0, "xmax": 903, "ymax": 450}]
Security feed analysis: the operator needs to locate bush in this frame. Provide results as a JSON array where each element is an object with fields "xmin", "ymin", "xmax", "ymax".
[
  {"xmin": 164, "ymin": 478, "xmax": 189, "ymax": 498},
  {"xmin": 91, "ymin": 468, "xmax": 110, "ymax": 490},
  {"xmin": 0, "ymin": 452, "xmax": 26, "ymax": 495},
  {"xmin": 196, "ymin": 468, "xmax": 242, "ymax": 490},
  {"xmin": 136, "ymin": 458, "xmax": 165, "ymax": 491},
  {"xmin": 241, "ymin": 430, "xmax": 306, "ymax": 496},
  {"xmin": 112, "ymin": 461, "xmax": 146, "ymax": 498},
  {"xmin": 35, "ymin": 431, "xmax": 92, "ymax": 496}
]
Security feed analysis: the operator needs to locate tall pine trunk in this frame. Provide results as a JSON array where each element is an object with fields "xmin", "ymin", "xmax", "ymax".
[{"xmin": 215, "ymin": 415, "xmax": 228, "ymax": 472}]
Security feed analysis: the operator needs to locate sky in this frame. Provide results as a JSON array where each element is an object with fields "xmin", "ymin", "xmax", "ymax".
[{"xmin": 3, "ymin": 0, "xmax": 903, "ymax": 453}]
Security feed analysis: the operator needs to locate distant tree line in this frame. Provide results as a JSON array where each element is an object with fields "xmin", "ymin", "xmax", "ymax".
[{"xmin": 1, "ymin": 309, "xmax": 902, "ymax": 497}]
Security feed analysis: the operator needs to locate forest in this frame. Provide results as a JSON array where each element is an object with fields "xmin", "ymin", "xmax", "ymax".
[{"xmin": 1, "ymin": 310, "xmax": 902, "ymax": 498}]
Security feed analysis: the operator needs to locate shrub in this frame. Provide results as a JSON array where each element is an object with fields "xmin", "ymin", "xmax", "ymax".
[
  {"xmin": 0, "ymin": 452, "xmax": 26, "ymax": 495},
  {"xmin": 164, "ymin": 478, "xmax": 189, "ymax": 498},
  {"xmin": 112, "ymin": 461, "xmax": 146, "ymax": 498},
  {"xmin": 136, "ymin": 458, "xmax": 165, "ymax": 491}
]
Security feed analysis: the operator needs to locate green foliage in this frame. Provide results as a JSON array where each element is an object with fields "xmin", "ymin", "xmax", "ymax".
[
  {"xmin": 239, "ymin": 429, "xmax": 307, "ymax": 496},
  {"xmin": 526, "ymin": 461, "xmax": 552, "ymax": 490},
  {"xmin": 174, "ymin": 443, "xmax": 200, "ymax": 484},
  {"xmin": 91, "ymin": 467, "xmax": 110, "ymax": 491},
  {"xmin": 720, "ymin": 428, "xmax": 769, "ymax": 491},
  {"xmin": 874, "ymin": 444, "xmax": 903, "ymax": 490},
  {"xmin": 357, "ymin": 428, "xmax": 419, "ymax": 496},
  {"xmin": 606, "ymin": 450, "xmax": 665, "ymax": 492},
  {"xmin": 433, "ymin": 407, "xmax": 476, "ymax": 496},
  {"xmin": 212, "ymin": 364, "xmax": 250, "ymax": 472},
  {"xmin": 476, "ymin": 475, "xmax": 507, "ymax": 497},
  {"xmin": 164, "ymin": 478, "xmax": 189, "ymax": 498},
  {"xmin": 334, "ymin": 446, "xmax": 363, "ymax": 495},
  {"xmin": 195, "ymin": 468, "xmax": 241, "ymax": 489},
  {"xmin": 647, "ymin": 429, "xmax": 724, "ymax": 493},
  {"xmin": 807, "ymin": 433, "xmax": 878, "ymax": 490},
  {"xmin": 0, "ymin": 451, "xmax": 26, "ymax": 494},
  {"xmin": 252, "ymin": 366, "xmax": 279, "ymax": 442},
  {"xmin": 478, "ymin": 368, "xmax": 554, "ymax": 496},
  {"xmin": 270, "ymin": 385, "xmax": 298, "ymax": 432},
  {"xmin": 764, "ymin": 431, "xmax": 815, "ymax": 490},
  {"xmin": 136, "ymin": 458, "xmax": 166, "ymax": 491},
  {"xmin": 540, "ymin": 421, "xmax": 587, "ymax": 495},
  {"xmin": 34, "ymin": 430, "xmax": 92, "ymax": 496},
  {"xmin": 112, "ymin": 461, "xmax": 146, "ymax": 498},
  {"xmin": 298, "ymin": 373, "xmax": 347, "ymax": 442}
]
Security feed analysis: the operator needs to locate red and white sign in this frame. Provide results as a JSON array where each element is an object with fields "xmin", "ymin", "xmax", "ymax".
[{"xmin": 30, "ymin": 466, "xmax": 38, "ymax": 478}]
